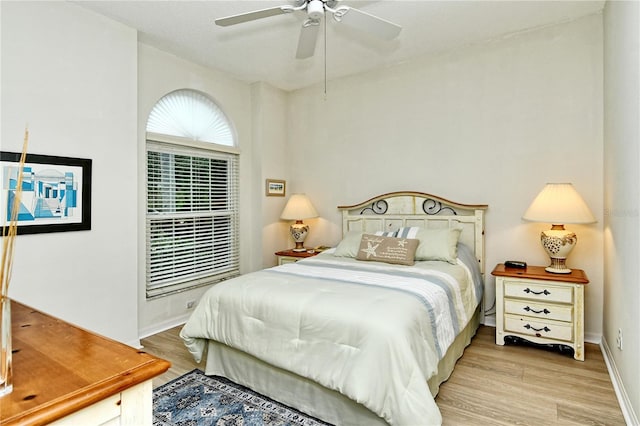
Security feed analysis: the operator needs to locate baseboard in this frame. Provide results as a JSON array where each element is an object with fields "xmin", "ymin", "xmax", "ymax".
[
  {"xmin": 138, "ymin": 314, "xmax": 190, "ymax": 340},
  {"xmin": 127, "ymin": 338, "xmax": 143, "ymax": 349},
  {"xmin": 585, "ymin": 332, "xmax": 601, "ymax": 344},
  {"xmin": 601, "ymin": 336, "xmax": 639, "ymax": 426},
  {"xmin": 482, "ymin": 316, "xmax": 496, "ymax": 328}
]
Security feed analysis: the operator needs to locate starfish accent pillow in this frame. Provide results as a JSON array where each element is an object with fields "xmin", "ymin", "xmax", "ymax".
[{"xmin": 356, "ymin": 234, "xmax": 419, "ymax": 266}]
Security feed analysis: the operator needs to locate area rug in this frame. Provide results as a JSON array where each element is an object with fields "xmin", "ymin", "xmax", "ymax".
[{"xmin": 153, "ymin": 369, "xmax": 332, "ymax": 426}]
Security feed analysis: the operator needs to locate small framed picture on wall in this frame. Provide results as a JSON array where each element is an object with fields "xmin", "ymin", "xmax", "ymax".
[{"xmin": 265, "ymin": 179, "xmax": 286, "ymax": 197}]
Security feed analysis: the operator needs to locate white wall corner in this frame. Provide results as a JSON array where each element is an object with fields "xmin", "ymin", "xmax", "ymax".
[
  {"xmin": 585, "ymin": 332, "xmax": 601, "ymax": 344},
  {"xmin": 138, "ymin": 314, "xmax": 190, "ymax": 341},
  {"xmin": 600, "ymin": 336, "xmax": 640, "ymax": 426},
  {"xmin": 483, "ymin": 316, "xmax": 497, "ymax": 328}
]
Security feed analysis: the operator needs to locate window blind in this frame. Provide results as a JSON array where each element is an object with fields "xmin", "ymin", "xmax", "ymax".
[
  {"xmin": 146, "ymin": 141, "xmax": 239, "ymax": 298},
  {"xmin": 146, "ymin": 89, "xmax": 235, "ymax": 146}
]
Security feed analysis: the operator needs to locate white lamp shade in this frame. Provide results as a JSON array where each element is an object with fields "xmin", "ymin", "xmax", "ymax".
[
  {"xmin": 280, "ymin": 194, "xmax": 318, "ymax": 220},
  {"xmin": 522, "ymin": 183, "xmax": 596, "ymax": 224}
]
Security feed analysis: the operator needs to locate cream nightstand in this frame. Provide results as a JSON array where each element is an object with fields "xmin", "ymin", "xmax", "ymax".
[
  {"xmin": 275, "ymin": 249, "xmax": 319, "ymax": 265},
  {"xmin": 492, "ymin": 263, "xmax": 589, "ymax": 361}
]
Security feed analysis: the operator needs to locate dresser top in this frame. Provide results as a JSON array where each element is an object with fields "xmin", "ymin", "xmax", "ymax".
[
  {"xmin": 491, "ymin": 263, "xmax": 589, "ymax": 284},
  {"xmin": 0, "ymin": 300, "xmax": 170, "ymax": 425}
]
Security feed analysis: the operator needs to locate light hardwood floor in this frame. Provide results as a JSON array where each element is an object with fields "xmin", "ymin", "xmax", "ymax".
[{"xmin": 141, "ymin": 325, "xmax": 625, "ymax": 425}]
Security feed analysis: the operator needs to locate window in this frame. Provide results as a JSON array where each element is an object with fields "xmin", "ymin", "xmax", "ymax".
[{"xmin": 145, "ymin": 89, "xmax": 239, "ymax": 298}]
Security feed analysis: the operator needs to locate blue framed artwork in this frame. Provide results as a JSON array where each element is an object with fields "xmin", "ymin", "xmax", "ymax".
[{"xmin": 1, "ymin": 152, "xmax": 92, "ymax": 235}]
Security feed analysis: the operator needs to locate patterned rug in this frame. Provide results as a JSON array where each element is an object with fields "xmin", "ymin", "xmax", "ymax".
[{"xmin": 153, "ymin": 369, "xmax": 332, "ymax": 426}]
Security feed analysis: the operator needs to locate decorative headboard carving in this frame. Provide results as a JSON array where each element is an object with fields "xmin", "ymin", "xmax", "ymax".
[{"xmin": 338, "ymin": 191, "xmax": 488, "ymax": 273}]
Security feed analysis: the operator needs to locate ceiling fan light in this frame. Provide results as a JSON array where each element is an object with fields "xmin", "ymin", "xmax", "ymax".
[{"xmin": 307, "ymin": 0, "xmax": 324, "ymax": 20}]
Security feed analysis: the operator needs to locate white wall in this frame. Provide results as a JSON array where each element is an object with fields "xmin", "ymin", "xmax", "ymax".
[
  {"xmin": 0, "ymin": 2, "xmax": 140, "ymax": 345},
  {"xmin": 137, "ymin": 44, "xmax": 257, "ymax": 337},
  {"xmin": 251, "ymin": 82, "xmax": 292, "ymax": 268},
  {"xmin": 603, "ymin": 0, "xmax": 640, "ymax": 422},
  {"xmin": 288, "ymin": 14, "xmax": 604, "ymax": 339}
]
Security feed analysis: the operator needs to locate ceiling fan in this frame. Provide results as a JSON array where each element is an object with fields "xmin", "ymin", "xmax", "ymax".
[{"xmin": 215, "ymin": 0, "xmax": 402, "ymax": 59}]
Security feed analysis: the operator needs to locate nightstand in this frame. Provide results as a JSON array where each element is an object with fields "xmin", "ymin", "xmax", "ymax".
[
  {"xmin": 275, "ymin": 249, "xmax": 318, "ymax": 265},
  {"xmin": 492, "ymin": 263, "xmax": 589, "ymax": 361}
]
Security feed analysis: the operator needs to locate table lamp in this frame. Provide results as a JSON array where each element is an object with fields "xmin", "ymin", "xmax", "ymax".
[
  {"xmin": 522, "ymin": 183, "xmax": 596, "ymax": 273},
  {"xmin": 280, "ymin": 193, "xmax": 318, "ymax": 252}
]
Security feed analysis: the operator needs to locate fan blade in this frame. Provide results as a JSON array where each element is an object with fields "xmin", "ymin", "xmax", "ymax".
[
  {"xmin": 332, "ymin": 6, "xmax": 401, "ymax": 40},
  {"xmin": 215, "ymin": 6, "xmax": 294, "ymax": 27},
  {"xmin": 296, "ymin": 19, "xmax": 320, "ymax": 59}
]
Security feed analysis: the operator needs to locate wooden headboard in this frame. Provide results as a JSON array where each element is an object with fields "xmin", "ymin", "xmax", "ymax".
[{"xmin": 338, "ymin": 191, "xmax": 488, "ymax": 274}]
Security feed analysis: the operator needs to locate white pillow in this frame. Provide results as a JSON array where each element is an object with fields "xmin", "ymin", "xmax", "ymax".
[
  {"xmin": 333, "ymin": 231, "xmax": 364, "ymax": 257},
  {"xmin": 394, "ymin": 226, "xmax": 462, "ymax": 264}
]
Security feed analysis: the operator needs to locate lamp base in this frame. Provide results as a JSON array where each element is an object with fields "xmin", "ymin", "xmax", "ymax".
[
  {"xmin": 540, "ymin": 227, "xmax": 576, "ymax": 274},
  {"xmin": 290, "ymin": 221, "xmax": 309, "ymax": 252},
  {"xmin": 545, "ymin": 258, "xmax": 572, "ymax": 274},
  {"xmin": 292, "ymin": 242, "xmax": 306, "ymax": 252}
]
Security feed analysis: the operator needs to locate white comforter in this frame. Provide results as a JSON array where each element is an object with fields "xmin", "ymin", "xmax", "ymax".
[{"xmin": 180, "ymin": 252, "xmax": 481, "ymax": 426}]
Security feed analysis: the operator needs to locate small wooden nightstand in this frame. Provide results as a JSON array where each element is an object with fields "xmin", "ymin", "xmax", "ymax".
[
  {"xmin": 275, "ymin": 249, "xmax": 319, "ymax": 265},
  {"xmin": 492, "ymin": 263, "xmax": 589, "ymax": 361}
]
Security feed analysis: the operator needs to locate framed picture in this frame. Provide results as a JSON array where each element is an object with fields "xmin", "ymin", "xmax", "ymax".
[
  {"xmin": 1, "ymin": 151, "xmax": 92, "ymax": 235},
  {"xmin": 265, "ymin": 179, "xmax": 286, "ymax": 197}
]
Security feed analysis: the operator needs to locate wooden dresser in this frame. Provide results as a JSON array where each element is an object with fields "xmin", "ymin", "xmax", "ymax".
[
  {"xmin": 0, "ymin": 300, "xmax": 170, "ymax": 425},
  {"xmin": 492, "ymin": 264, "xmax": 589, "ymax": 361}
]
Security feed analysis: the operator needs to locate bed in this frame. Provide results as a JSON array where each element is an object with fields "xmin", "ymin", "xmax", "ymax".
[{"xmin": 181, "ymin": 191, "xmax": 488, "ymax": 425}]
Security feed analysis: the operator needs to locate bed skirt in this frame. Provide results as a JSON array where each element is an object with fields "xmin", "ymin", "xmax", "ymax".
[{"xmin": 202, "ymin": 306, "xmax": 482, "ymax": 426}]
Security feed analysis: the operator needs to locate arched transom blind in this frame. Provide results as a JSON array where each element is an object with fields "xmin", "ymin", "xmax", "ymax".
[
  {"xmin": 146, "ymin": 89, "xmax": 234, "ymax": 146},
  {"xmin": 145, "ymin": 89, "xmax": 239, "ymax": 298}
]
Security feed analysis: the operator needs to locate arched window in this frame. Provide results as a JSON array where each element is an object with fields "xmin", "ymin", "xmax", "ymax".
[
  {"xmin": 146, "ymin": 89, "xmax": 235, "ymax": 146},
  {"xmin": 145, "ymin": 89, "xmax": 239, "ymax": 298}
]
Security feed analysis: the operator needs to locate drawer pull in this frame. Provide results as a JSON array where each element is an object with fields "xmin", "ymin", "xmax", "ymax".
[
  {"xmin": 524, "ymin": 288, "xmax": 550, "ymax": 296},
  {"xmin": 524, "ymin": 306, "xmax": 550, "ymax": 315},
  {"xmin": 524, "ymin": 324, "xmax": 550, "ymax": 333}
]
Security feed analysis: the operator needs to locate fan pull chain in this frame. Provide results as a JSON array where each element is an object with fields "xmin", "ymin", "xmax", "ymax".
[{"xmin": 323, "ymin": 14, "xmax": 327, "ymax": 99}]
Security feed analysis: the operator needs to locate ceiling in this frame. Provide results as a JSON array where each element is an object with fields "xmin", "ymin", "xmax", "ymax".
[{"xmin": 73, "ymin": 1, "xmax": 604, "ymax": 92}]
